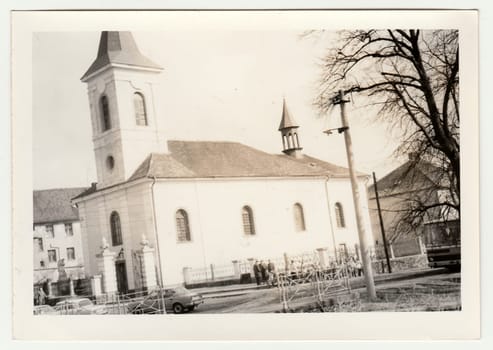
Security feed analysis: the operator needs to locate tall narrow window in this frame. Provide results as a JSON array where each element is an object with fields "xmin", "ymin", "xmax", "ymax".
[
  {"xmin": 133, "ymin": 92, "xmax": 148, "ymax": 126},
  {"xmin": 65, "ymin": 223, "xmax": 73, "ymax": 236},
  {"xmin": 293, "ymin": 203, "xmax": 306, "ymax": 232},
  {"xmin": 66, "ymin": 247, "xmax": 76, "ymax": 261},
  {"xmin": 110, "ymin": 211, "xmax": 123, "ymax": 246},
  {"xmin": 45, "ymin": 225, "xmax": 54, "ymax": 238},
  {"xmin": 100, "ymin": 95, "xmax": 111, "ymax": 131},
  {"xmin": 242, "ymin": 206, "xmax": 256, "ymax": 235},
  {"xmin": 335, "ymin": 202, "xmax": 346, "ymax": 228},
  {"xmin": 34, "ymin": 238, "xmax": 44, "ymax": 252},
  {"xmin": 176, "ymin": 209, "xmax": 191, "ymax": 242},
  {"xmin": 48, "ymin": 249, "xmax": 57, "ymax": 263}
]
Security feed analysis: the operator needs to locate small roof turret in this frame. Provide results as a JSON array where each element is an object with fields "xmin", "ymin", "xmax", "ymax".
[
  {"xmin": 81, "ymin": 31, "xmax": 163, "ymax": 81},
  {"xmin": 278, "ymin": 99, "xmax": 299, "ymax": 131}
]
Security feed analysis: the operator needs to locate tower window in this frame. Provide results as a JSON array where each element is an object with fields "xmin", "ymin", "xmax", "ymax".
[
  {"xmin": 48, "ymin": 249, "xmax": 57, "ymax": 263},
  {"xmin": 335, "ymin": 202, "xmax": 346, "ymax": 228},
  {"xmin": 66, "ymin": 247, "xmax": 76, "ymax": 261},
  {"xmin": 176, "ymin": 209, "xmax": 191, "ymax": 242},
  {"xmin": 293, "ymin": 203, "xmax": 306, "ymax": 232},
  {"xmin": 100, "ymin": 95, "xmax": 111, "ymax": 131},
  {"xmin": 110, "ymin": 211, "xmax": 123, "ymax": 246},
  {"xmin": 134, "ymin": 92, "xmax": 148, "ymax": 126},
  {"xmin": 242, "ymin": 206, "xmax": 256, "ymax": 235},
  {"xmin": 106, "ymin": 155, "xmax": 115, "ymax": 171},
  {"xmin": 65, "ymin": 223, "xmax": 73, "ymax": 236}
]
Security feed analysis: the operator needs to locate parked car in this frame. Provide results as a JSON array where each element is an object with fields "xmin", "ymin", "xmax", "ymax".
[
  {"xmin": 55, "ymin": 298, "xmax": 108, "ymax": 315},
  {"xmin": 127, "ymin": 287, "xmax": 204, "ymax": 314},
  {"xmin": 33, "ymin": 304, "xmax": 59, "ymax": 315}
]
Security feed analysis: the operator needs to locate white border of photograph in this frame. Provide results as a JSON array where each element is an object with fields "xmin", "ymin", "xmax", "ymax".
[{"xmin": 11, "ymin": 10, "xmax": 479, "ymax": 341}]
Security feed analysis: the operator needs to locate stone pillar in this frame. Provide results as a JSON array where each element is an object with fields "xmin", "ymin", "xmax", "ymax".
[
  {"xmin": 91, "ymin": 275, "xmax": 102, "ymax": 297},
  {"xmin": 97, "ymin": 237, "xmax": 117, "ymax": 295},
  {"xmin": 316, "ymin": 248, "xmax": 328, "ymax": 268},
  {"xmin": 247, "ymin": 258, "xmax": 255, "ymax": 277},
  {"xmin": 232, "ymin": 260, "xmax": 241, "ymax": 279},
  {"xmin": 389, "ymin": 243, "xmax": 395, "ymax": 259},
  {"xmin": 183, "ymin": 267, "xmax": 192, "ymax": 285},
  {"xmin": 69, "ymin": 279, "xmax": 76, "ymax": 297},
  {"xmin": 47, "ymin": 281, "xmax": 54, "ymax": 298},
  {"xmin": 417, "ymin": 236, "xmax": 426, "ymax": 255},
  {"xmin": 139, "ymin": 235, "xmax": 157, "ymax": 291}
]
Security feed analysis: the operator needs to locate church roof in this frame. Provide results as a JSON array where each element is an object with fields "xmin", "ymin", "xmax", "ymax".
[
  {"xmin": 81, "ymin": 31, "xmax": 162, "ymax": 81},
  {"xmin": 128, "ymin": 140, "xmax": 360, "ymax": 181},
  {"xmin": 34, "ymin": 187, "xmax": 87, "ymax": 224},
  {"xmin": 278, "ymin": 99, "xmax": 299, "ymax": 131}
]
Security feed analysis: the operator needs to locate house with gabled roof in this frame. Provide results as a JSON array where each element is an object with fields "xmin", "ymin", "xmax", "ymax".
[
  {"xmin": 33, "ymin": 188, "xmax": 87, "ymax": 283},
  {"xmin": 72, "ymin": 31, "xmax": 374, "ymax": 291},
  {"xmin": 368, "ymin": 154, "xmax": 459, "ymax": 258}
]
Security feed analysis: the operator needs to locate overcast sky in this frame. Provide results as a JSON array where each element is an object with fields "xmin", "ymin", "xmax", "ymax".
[{"xmin": 32, "ymin": 31, "xmax": 404, "ymax": 190}]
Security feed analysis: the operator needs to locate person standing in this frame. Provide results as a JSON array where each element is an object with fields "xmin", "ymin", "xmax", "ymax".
[
  {"xmin": 267, "ymin": 260, "xmax": 276, "ymax": 286},
  {"xmin": 253, "ymin": 260, "xmax": 261, "ymax": 286},
  {"xmin": 37, "ymin": 287, "xmax": 47, "ymax": 306},
  {"xmin": 260, "ymin": 261, "xmax": 268, "ymax": 284}
]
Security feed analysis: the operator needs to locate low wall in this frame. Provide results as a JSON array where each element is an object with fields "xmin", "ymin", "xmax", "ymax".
[{"xmin": 372, "ymin": 254, "xmax": 428, "ymax": 274}]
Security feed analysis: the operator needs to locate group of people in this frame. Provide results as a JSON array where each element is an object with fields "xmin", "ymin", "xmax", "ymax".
[{"xmin": 253, "ymin": 260, "xmax": 276, "ymax": 286}]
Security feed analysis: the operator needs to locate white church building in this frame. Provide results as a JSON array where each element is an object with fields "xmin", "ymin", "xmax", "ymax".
[{"xmin": 73, "ymin": 31, "xmax": 374, "ymax": 292}]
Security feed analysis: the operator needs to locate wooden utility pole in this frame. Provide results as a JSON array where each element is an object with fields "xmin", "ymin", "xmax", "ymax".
[
  {"xmin": 334, "ymin": 90, "xmax": 377, "ymax": 300},
  {"xmin": 372, "ymin": 171, "xmax": 392, "ymax": 274}
]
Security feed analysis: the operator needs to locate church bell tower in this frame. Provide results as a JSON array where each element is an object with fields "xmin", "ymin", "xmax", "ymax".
[
  {"xmin": 81, "ymin": 31, "xmax": 167, "ymax": 189},
  {"xmin": 278, "ymin": 99, "xmax": 303, "ymax": 158}
]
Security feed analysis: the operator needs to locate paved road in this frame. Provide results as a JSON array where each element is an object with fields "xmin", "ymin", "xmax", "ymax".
[{"xmin": 192, "ymin": 268, "xmax": 460, "ymax": 313}]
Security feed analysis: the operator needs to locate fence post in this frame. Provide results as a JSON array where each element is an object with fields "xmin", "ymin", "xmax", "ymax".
[
  {"xmin": 47, "ymin": 281, "xmax": 54, "ymax": 298},
  {"xmin": 389, "ymin": 243, "xmax": 395, "ymax": 259},
  {"xmin": 182, "ymin": 267, "xmax": 192, "ymax": 285},
  {"xmin": 283, "ymin": 252, "xmax": 290, "ymax": 272},
  {"xmin": 232, "ymin": 260, "xmax": 241, "ymax": 279},
  {"xmin": 210, "ymin": 264, "xmax": 215, "ymax": 281}
]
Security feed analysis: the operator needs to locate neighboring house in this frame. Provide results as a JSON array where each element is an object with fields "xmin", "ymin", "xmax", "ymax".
[
  {"xmin": 72, "ymin": 31, "xmax": 374, "ymax": 291},
  {"xmin": 367, "ymin": 154, "xmax": 458, "ymax": 258},
  {"xmin": 33, "ymin": 188, "xmax": 87, "ymax": 283}
]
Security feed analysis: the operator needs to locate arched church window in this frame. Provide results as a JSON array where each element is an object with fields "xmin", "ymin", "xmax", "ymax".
[
  {"xmin": 176, "ymin": 209, "xmax": 191, "ymax": 242},
  {"xmin": 100, "ymin": 95, "xmax": 111, "ymax": 131},
  {"xmin": 242, "ymin": 206, "xmax": 256, "ymax": 235},
  {"xmin": 133, "ymin": 92, "xmax": 148, "ymax": 126},
  {"xmin": 335, "ymin": 202, "xmax": 346, "ymax": 228},
  {"xmin": 293, "ymin": 203, "xmax": 306, "ymax": 232},
  {"xmin": 110, "ymin": 211, "xmax": 123, "ymax": 246}
]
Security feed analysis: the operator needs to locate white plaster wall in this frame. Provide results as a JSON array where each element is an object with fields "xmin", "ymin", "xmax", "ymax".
[
  {"xmin": 326, "ymin": 177, "xmax": 375, "ymax": 255},
  {"xmin": 33, "ymin": 221, "xmax": 85, "ymax": 280},
  {"xmin": 76, "ymin": 181, "xmax": 156, "ymax": 291},
  {"xmin": 152, "ymin": 177, "xmax": 361, "ymax": 285}
]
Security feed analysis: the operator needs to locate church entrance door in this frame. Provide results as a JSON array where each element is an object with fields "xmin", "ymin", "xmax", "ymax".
[{"xmin": 115, "ymin": 261, "xmax": 128, "ymax": 294}]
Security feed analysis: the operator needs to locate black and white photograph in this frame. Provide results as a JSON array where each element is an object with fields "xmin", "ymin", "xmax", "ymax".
[{"xmin": 11, "ymin": 10, "xmax": 480, "ymax": 341}]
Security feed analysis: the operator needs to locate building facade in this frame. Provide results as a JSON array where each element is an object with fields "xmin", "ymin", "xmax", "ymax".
[
  {"xmin": 33, "ymin": 188, "xmax": 87, "ymax": 283},
  {"xmin": 73, "ymin": 31, "xmax": 374, "ymax": 291}
]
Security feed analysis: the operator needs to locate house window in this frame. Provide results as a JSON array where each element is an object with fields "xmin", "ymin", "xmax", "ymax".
[
  {"xmin": 48, "ymin": 249, "xmax": 57, "ymax": 263},
  {"xmin": 45, "ymin": 225, "xmax": 54, "ymax": 238},
  {"xmin": 34, "ymin": 238, "xmax": 44, "ymax": 252},
  {"xmin": 335, "ymin": 202, "xmax": 346, "ymax": 228},
  {"xmin": 175, "ymin": 209, "xmax": 191, "ymax": 242},
  {"xmin": 293, "ymin": 203, "xmax": 306, "ymax": 232},
  {"xmin": 110, "ymin": 211, "xmax": 123, "ymax": 246},
  {"xmin": 66, "ymin": 247, "xmax": 76, "ymax": 261},
  {"xmin": 65, "ymin": 223, "xmax": 73, "ymax": 236},
  {"xmin": 134, "ymin": 92, "xmax": 148, "ymax": 126},
  {"xmin": 242, "ymin": 206, "xmax": 256, "ymax": 235},
  {"xmin": 100, "ymin": 95, "xmax": 111, "ymax": 131}
]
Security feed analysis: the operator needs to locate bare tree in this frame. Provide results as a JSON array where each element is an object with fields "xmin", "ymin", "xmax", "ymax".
[{"xmin": 316, "ymin": 30, "xmax": 460, "ymax": 220}]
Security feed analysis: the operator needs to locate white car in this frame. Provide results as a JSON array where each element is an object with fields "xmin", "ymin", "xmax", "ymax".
[{"xmin": 55, "ymin": 298, "xmax": 107, "ymax": 315}]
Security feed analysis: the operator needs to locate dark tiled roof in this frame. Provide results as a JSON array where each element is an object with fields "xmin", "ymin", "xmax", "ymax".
[
  {"xmin": 33, "ymin": 188, "xmax": 87, "ymax": 224},
  {"xmin": 278, "ymin": 99, "xmax": 298, "ymax": 130},
  {"xmin": 81, "ymin": 31, "xmax": 162, "ymax": 81},
  {"xmin": 128, "ymin": 140, "xmax": 357, "ymax": 181}
]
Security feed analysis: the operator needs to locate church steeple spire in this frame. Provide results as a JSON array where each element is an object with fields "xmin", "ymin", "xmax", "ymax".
[
  {"xmin": 278, "ymin": 99, "xmax": 303, "ymax": 158},
  {"xmin": 81, "ymin": 31, "xmax": 162, "ymax": 82}
]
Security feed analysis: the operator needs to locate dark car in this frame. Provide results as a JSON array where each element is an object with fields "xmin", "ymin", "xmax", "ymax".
[{"xmin": 127, "ymin": 287, "xmax": 204, "ymax": 314}]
